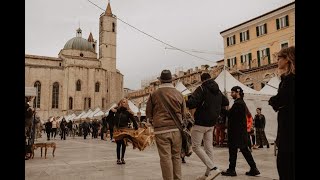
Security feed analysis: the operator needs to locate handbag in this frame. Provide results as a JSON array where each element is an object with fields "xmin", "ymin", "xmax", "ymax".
[{"xmin": 158, "ymin": 91, "xmax": 193, "ymax": 157}]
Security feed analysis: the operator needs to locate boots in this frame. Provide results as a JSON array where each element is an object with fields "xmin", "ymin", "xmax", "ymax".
[{"xmin": 245, "ymin": 167, "xmax": 260, "ymax": 176}]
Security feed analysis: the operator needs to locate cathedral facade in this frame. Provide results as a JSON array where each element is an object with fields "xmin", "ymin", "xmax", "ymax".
[{"xmin": 25, "ymin": 3, "xmax": 123, "ymax": 121}]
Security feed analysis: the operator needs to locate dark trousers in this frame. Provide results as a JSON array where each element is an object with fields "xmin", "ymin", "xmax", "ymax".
[
  {"xmin": 61, "ymin": 129, "xmax": 66, "ymax": 140},
  {"xmin": 228, "ymin": 146, "xmax": 257, "ymax": 170},
  {"xmin": 46, "ymin": 131, "xmax": 50, "ymax": 140},
  {"xmin": 110, "ymin": 128, "xmax": 114, "ymax": 140},
  {"xmin": 116, "ymin": 139, "xmax": 126, "ymax": 160},
  {"xmin": 51, "ymin": 128, "xmax": 57, "ymax": 138},
  {"xmin": 277, "ymin": 151, "xmax": 294, "ymax": 180}
]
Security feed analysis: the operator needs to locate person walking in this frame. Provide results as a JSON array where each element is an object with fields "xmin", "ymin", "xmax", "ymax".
[
  {"xmin": 254, "ymin": 108, "xmax": 269, "ymax": 148},
  {"xmin": 45, "ymin": 119, "xmax": 52, "ymax": 141},
  {"xmin": 101, "ymin": 115, "xmax": 108, "ymax": 140},
  {"xmin": 107, "ymin": 98, "xmax": 138, "ymax": 165},
  {"xmin": 221, "ymin": 86, "xmax": 260, "ymax": 177},
  {"xmin": 146, "ymin": 69, "xmax": 186, "ymax": 180},
  {"xmin": 60, "ymin": 118, "xmax": 67, "ymax": 140},
  {"xmin": 186, "ymin": 72, "xmax": 228, "ymax": 180},
  {"xmin": 269, "ymin": 46, "xmax": 295, "ymax": 180},
  {"xmin": 51, "ymin": 117, "xmax": 58, "ymax": 139}
]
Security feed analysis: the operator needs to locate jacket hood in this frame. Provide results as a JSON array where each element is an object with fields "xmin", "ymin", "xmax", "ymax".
[{"xmin": 202, "ymin": 79, "xmax": 219, "ymax": 94}]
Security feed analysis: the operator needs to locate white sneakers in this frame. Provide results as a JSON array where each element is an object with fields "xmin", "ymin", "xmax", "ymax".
[{"xmin": 206, "ymin": 167, "xmax": 222, "ymax": 180}]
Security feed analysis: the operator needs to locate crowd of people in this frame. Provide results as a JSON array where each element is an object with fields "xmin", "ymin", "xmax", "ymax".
[
  {"xmin": 145, "ymin": 46, "xmax": 295, "ymax": 180},
  {"xmin": 25, "ymin": 46, "xmax": 295, "ymax": 180}
]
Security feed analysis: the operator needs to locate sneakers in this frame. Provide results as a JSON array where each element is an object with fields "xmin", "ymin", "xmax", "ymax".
[
  {"xmin": 206, "ymin": 167, "xmax": 222, "ymax": 180},
  {"xmin": 245, "ymin": 167, "xmax": 260, "ymax": 176},
  {"xmin": 116, "ymin": 159, "xmax": 122, "ymax": 165},
  {"xmin": 221, "ymin": 169, "xmax": 237, "ymax": 176},
  {"xmin": 121, "ymin": 158, "xmax": 126, "ymax": 164}
]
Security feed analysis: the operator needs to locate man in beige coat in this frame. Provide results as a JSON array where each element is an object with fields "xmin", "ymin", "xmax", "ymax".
[{"xmin": 146, "ymin": 69, "xmax": 186, "ymax": 180}]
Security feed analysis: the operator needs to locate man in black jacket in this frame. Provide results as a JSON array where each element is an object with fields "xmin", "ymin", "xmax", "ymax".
[
  {"xmin": 186, "ymin": 73, "xmax": 228, "ymax": 180},
  {"xmin": 221, "ymin": 86, "xmax": 260, "ymax": 177}
]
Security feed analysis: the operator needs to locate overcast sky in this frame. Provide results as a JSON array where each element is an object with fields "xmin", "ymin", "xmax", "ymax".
[{"xmin": 26, "ymin": 0, "xmax": 294, "ymax": 90}]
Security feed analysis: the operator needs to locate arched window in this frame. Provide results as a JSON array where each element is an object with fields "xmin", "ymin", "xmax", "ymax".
[
  {"xmin": 102, "ymin": 98, "xmax": 105, "ymax": 109},
  {"xmin": 52, "ymin": 82, "xmax": 59, "ymax": 108},
  {"xmin": 112, "ymin": 22, "xmax": 115, "ymax": 32},
  {"xmin": 88, "ymin": 98, "xmax": 91, "ymax": 108},
  {"xmin": 69, "ymin": 97, "xmax": 73, "ymax": 110},
  {"xmin": 76, "ymin": 80, "xmax": 81, "ymax": 91},
  {"xmin": 95, "ymin": 82, "xmax": 100, "ymax": 92},
  {"xmin": 84, "ymin": 98, "xmax": 87, "ymax": 109},
  {"xmin": 33, "ymin": 81, "xmax": 41, "ymax": 108}
]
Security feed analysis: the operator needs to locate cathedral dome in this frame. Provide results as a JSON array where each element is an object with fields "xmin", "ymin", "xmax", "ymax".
[{"xmin": 63, "ymin": 28, "xmax": 95, "ymax": 52}]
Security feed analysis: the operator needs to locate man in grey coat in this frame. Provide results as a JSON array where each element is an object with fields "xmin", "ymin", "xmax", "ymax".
[{"xmin": 146, "ymin": 69, "xmax": 186, "ymax": 180}]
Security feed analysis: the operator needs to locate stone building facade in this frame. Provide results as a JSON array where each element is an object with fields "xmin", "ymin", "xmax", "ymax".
[
  {"xmin": 220, "ymin": 1, "xmax": 295, "ymax": 90},
  {"xmin": 127, "ymin": 2, "xmax": 295, "ymax": 105},
  {"xmin": 25, "ymin": 2, "xmax": 123, "ymax": 121}
]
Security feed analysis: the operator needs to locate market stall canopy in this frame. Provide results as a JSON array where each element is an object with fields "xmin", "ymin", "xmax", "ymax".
[
  {"xmin": 81, "ymin": 109, "xmax": 93, "ymax": 119},
  {"xmin": 25, "ymin": 87, "xmax": 37, "ymax": 96},
  {"xmin": 259, "ymin": 76, "xmax": 280, "ymax": 95},
  {"xmin": 175, "ymin": 82, "xmax": 192, "ymax": 96},
  {"xmin": 74, "ymin": 111, "xmax": 86, "ymax": 120},
  {"xmin": 105, "ymin": 103, "xmax": 117, "ymax": 116},
  {"xmin": 128, "ymin": 100, "xmax": 146, "ymax": 116},
  {"xmin": 214, "ymin": 70, "xmax": 260, "ymax": 94},
  {"xmin": 66, "ymin": 113, "xmax": 76, "ymax": 121},
  {"xmin": 87, "ymin": 107, "xmax": 101, "ymax": 119},
  {"xmin": 93, "ymin": 110, "xmax": 105, "ymax": 117}
]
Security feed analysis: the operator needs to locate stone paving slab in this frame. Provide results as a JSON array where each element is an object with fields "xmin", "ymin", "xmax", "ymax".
[{"xmin": 26, "ymin": 134, "xmax": 278, "ymax": 180}]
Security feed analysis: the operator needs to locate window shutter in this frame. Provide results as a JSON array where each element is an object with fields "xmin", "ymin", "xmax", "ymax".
[
  {"xmin": 227, "ymin": 59, "xmax": 230, "ymax": 67},
  {"xmin": 264, "ymin": 23, "xmax": 267, "ymax": 34},
  {"xmin": 285, "ymin": 15, "xmax": 289, "ymax": 26},
  {"xmin": 240, "ymin": 33, "xmax": 243, "ymax": 42},
  {"xmin": 233, "ymin": 35, "xmax": 236, "ymax": 44},
  {"xmin": 257, "ymin": 51, "xmax": 260, "ymax": 67},
  {"xmin": 256, "ymin": 26, "xmax": 259, "ymax": 36},
  {"xmin": 227, "ymin": 38, "xmax": 229, "ymax": 46},
  {"xmin": 234, "ymin": 57, "xmax": 237, "ymax": 66},
  {"xmin": 276, "ymin": 19, "xmax": 280, "ymax": 30},
  {"xmin": 266, "ymin": 48, "xmax": 270, "ymax": 64},
  {"xmin": 249, "ymin": 53, "xmax": 252, "ymax": 69},
  {"xmin": 247, "ymin": 30, "xmax": 250, "ymax": 40},
  {"xmin": 241, "ymin": 55, "xmax": 243, "ymax": 63}
]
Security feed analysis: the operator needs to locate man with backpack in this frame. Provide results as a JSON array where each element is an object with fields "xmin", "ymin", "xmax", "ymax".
[{"xmin": 186, "ymin": 73, "xmax": 229, "ymax": 180}]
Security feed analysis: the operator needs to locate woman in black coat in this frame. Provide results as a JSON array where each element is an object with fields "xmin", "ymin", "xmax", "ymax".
[
  {"xmin": 107, "ymin": 98, "xmax": 138, "ymax": 165},
  {"xmin": 269, "ymin": 46, "xmax": 295, "ymax": 180}
]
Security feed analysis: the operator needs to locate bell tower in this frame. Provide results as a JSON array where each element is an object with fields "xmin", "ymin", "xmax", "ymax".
[{"xmin": 99, "ymin": 1, "xmax": 116, "ymax": 72}]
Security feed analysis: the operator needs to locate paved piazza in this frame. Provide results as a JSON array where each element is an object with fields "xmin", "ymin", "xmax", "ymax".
[{"xmin": 26, "ymin": 133, "xmax": 279, "ymax": 180}]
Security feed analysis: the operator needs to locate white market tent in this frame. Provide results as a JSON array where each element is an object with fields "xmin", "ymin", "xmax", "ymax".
[
  {"xmin": 87, "ymin": 107, "xmax": 102, "ymax": 119},
  {"xmin": 81, "ymin": 109, "xmax": 93, "ymax": 119},
  {"xmin": 211, "ymin": 70, "xmax": 278, "ymax": 142},
  {"xmin": 66, "ymin": 113, "xmax": 76, "ymax": 121},
  {"xmin": 93, "ymin": 110, "xmax": 105, "ymax": 118},
  {"xmin": 215, "ymin": 70, "xmax": 260, "ymax": 94},
  {"xmin": 259, "ymin": 76, "xmax": 280, "ymax": 95},
  {"xmin": 105, "ymin": 103, "xmax": 117, "ymax": 116},
  {"xmin": 74, "ymin": 111, "xmax": 86, "ymax": 120},
  {"xmin": 128, "ymin": 100, "xmax": 146, "ymax": 116},
  {"xmin": 25, "ymin": 87, "xmax": 37, "ymax": 96},
  {"xmin": 175, "ymin": 81, "xmax": 192, "ymax": 96}
]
